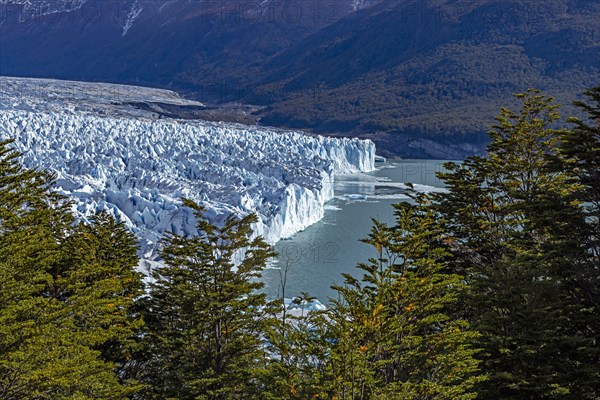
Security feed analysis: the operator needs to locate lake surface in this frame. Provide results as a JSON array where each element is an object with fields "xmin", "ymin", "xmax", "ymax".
[{"xmin": 260, "ymin": 159, "xmax": 450, "ymax": 302}]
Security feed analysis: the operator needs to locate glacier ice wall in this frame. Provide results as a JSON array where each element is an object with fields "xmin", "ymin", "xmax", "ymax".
[{"xmin": 0, "ymin": 80, "xmax": 375, "ymax": 258}]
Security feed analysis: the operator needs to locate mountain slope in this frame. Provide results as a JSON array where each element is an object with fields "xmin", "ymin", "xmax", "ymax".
[
  {"xmin": 239, "ymin": 0, "xmax": 600, "ymax": 157},
  {"xmin": 1, "ymin": 0, "xmax": 598, "ymax": 158},
  {"xmin": 0, "ymin": 0, "xmax": 378, "ymax": 93}
]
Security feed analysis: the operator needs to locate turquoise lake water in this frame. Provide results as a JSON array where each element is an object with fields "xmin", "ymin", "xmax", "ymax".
[{"xmin": 260, "ymin": 159, "xmax": 450, "ymax": 302}]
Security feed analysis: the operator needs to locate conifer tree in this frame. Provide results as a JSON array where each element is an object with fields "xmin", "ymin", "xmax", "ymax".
[
  {"xmin": 435, "ymin": 90, "xmax": 599, "ymax": 398},
  {"xmin": 324, "ymin": 198, "xmax": 483, "ymax": 399},
  {"xmin": 0, "ymin": 140, "xmax": 143, "ymax": 399},
  {"xmin": 140, "ymin": 199, "xmax": 276, "ymax": 400},
  {"xmin": 58, "ymin": 211, "xmax": 145, "ymax": 389},
  {"xmin": 262, "ymin": 292, "xmax": 332, "ymax": 400},
  {"xmin": 561, "ymin": 86, "xmax": 600, "ymax": 310},
  {"xmin": 559, "ymin": 86, "xmax": 600, "ymax": 392}
]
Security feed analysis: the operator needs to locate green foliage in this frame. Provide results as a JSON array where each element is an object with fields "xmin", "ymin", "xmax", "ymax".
[
  {"xmin": 561, "ymin": 86, "xmax": 600, "ymax": 307},
  {"xmin": 140, "ymin": 199, "xmax": 276, "ymax": 400},
  {"xmin": 58, "ymin": 212, "xmax": 145, "ymax": 386},
  {"xmin": 321, "ymin": 201, "xmax": 484, "ymax": 399},
  {"xmin": 434, "ymin": 89, "xmax": 600, "ymax": 399},
  {"xmin": 262, "ymin": 292, "xmax": 333, "ymax": 400},
  {"xmin": 0, "ymin": 140, "xmax": 143, "ymax": 399},
  {"xmin": 2, "ymin": 86, "xmax": 600, "ymax": 399},
  {"xmin": 559, "ymin": 86, "xmax": 600, "ymax": 391}
]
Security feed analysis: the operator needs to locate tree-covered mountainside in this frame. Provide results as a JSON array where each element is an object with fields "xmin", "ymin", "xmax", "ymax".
[
  {"xmin": 1, "ymin": 0, "xmax": 598, "ymax": 157},
  {"xmin": 240, "ymin": 0, "xmax": 600, "ymax": 157}
]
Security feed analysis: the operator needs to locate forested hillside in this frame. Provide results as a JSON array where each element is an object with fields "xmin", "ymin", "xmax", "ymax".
[{"xmin": 240, "ymin": 0, "xmax": 600, "ymax": 157}]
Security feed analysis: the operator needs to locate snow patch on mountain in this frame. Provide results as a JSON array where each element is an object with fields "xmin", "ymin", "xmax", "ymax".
[
  {"xmin": 0, "ymin": 0, "xmax": 88, "ymax": 20},
  {"xmin": 0, "ymin": 77, "xmax": 375, "ymax": 261},
  {"xmin": 122, "ymin": 0, "xmax": 142, "ymax": 36},
  {"xmin": 352, "ymin": 0, "xmax": 364, "ymax": 11}
]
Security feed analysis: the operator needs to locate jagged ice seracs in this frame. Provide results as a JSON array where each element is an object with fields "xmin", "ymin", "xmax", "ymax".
[{"xmin": 0, "ymin": 77, "xmax": 376, "ymax": 266}]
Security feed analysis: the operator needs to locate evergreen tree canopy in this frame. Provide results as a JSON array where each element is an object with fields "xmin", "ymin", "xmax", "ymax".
[
  {"xmin": 561, "ymin": 86, "xmax": 600, "ymax": 310},
  {"xmin": 141, "ymin": 199, "xmax": 276, "ymax": 400},
  {"xmin": 0, "ymin": 140, "xmax": 143, "ymax": 399},
  {"xmin": 434, "ymin": 89, "xmax": 599, "ymax": 399},
  {"xmin": 322, "ymin": 197, "xmax": 484, "ymax": 399}
]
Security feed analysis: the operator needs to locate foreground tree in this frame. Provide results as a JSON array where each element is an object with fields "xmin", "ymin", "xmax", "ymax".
[
  {"xmin": 262, "ymin": 292, "xmax": 332, "ymax": 399},
  {"xmin": 560, "ymin": 86, "xmax": 600, "ymax": 311},
  {"xmin": 140, "ymin": 199, "xmax": 276, "ymax": 399},
  {"xmin": 323, "ymin": 199, "xmax": 484, "ymax": 399},
  {"xmin": 58, "ymin": 211, "xmax": 145, "ymax": 389},
  {"xmin": 0, "ymin": 140, "xmax": 142, "ymax": 399},
  {"xmin": 260, "ymin": 243, "xmax": 332, "ymax": 400},
  {"xmin": 559, "ymin": 86, "xmax": 600, "ymax": 390},
  {"xmin": 435, "ymin": 90, "xmax": 600, "ymax": 398}
]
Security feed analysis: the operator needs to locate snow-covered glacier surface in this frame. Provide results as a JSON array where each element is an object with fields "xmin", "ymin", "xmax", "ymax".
[{"xmin": 0, "ymin": 77, "xmax": 375, "ymax": 260}]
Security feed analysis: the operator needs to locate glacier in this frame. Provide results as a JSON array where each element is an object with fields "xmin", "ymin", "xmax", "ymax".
[{"xmin": 0, "ymin": 77, "xmax": 375, "ymax": 261}]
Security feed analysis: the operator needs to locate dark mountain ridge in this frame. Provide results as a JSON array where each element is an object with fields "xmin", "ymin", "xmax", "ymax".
[
  {"xmin": 1, "ymin": 0, "xmax": 598, "ymax": 158},
  {"xmin": 236, "ymin": 0, "xmax": 599, "ymax": 157}
]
